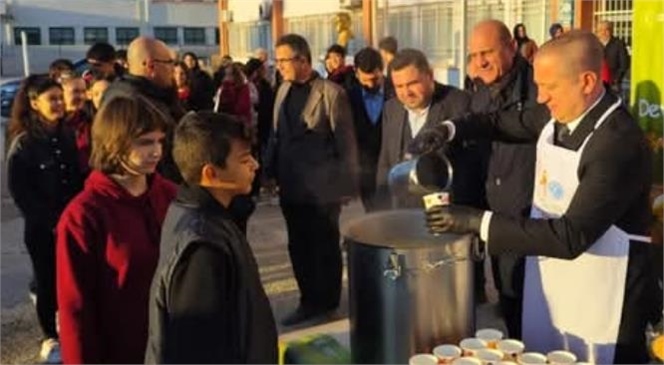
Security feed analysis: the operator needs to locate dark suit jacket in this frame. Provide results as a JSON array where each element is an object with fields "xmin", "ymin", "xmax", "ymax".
[
  {"xmin": 376, "ymin": 83, "xmax": 471, "ymax": 208},
  {"xmin": 604, "ymin": 36, "xmax": 630, "ymax": 87},
  {"xmin": 264, "ymin": 74, "xmax": 359, "ymax": 204},
  {"xmin": 347, "ymin": 84, "xmax": 391, "ymax": 200},
  {"xmin": 456, "ymin": 91, "xmax": 652, "ymax": 360}
]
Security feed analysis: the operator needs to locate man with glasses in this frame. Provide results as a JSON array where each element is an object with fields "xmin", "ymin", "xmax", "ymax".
[
  {"xmin": 102, "ymin": 36, "xmax": 185, "ymax": 182},
  {"xmin": 264, "ymin": 34, "xmax": 359, "ymax": 326}
]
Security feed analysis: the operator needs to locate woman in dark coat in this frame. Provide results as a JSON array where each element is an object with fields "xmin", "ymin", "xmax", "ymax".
[{"xmin": 6, "ymin": 75, "xmax": 84, "ymax": 363}]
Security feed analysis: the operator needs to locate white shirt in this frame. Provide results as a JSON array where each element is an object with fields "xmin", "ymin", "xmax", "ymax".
[{"xmin": 407, "ymin": 105, "xmax": 430, "ymax": 137}]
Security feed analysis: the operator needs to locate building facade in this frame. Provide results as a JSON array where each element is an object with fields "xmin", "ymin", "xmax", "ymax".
[{"xmin": 0, "ymin": 0, "xmax": 219, "ymax": 76}]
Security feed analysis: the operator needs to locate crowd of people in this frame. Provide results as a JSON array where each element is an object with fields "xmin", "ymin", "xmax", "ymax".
[{"xmin": 3, "ymin": 15, "xmax": 659, "ymax": 365}]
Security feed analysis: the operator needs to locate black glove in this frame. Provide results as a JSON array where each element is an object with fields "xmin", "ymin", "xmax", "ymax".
[
  {"xmin": 408, "ymin": 122, "xmax": 451, "ymax": 155},
  {"xmin": 426, "ymin": 204, "xmax": 484, "ymax": 235}
]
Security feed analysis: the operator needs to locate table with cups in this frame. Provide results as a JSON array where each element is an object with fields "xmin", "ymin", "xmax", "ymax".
[{"xmin": 409, "ymin": 328, "xmax": 581, "ymax": 365}]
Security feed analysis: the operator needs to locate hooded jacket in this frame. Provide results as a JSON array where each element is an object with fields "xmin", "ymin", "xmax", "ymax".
[{"xmin": 56, "ymin": 171, "xmax": 177, "ymax": 364}]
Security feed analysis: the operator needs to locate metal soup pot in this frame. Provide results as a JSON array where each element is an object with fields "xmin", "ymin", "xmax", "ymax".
[{"xmin": 344, "ymin": 209, "xmax": 482, "ymax": 364}]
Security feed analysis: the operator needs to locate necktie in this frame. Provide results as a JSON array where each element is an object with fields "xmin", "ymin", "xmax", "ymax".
[{"xmin": 557, "ymin": 123, "xmax": 571, "ymax": 145}]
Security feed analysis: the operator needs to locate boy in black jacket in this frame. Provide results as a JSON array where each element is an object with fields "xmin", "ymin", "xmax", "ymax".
[{"xmin": 145, "ymin": 111, "xmax": 277, "ymax": 364}]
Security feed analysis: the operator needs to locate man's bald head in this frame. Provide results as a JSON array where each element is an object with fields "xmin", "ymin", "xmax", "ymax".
[
  {"xmin": 534, "ymin": 30, "xmax": 605, "ymax": 123},
  {"xmin": 468, "ymin": 19, "xmax": 516, "ymax": 85},
  {"xmin": 537, "ymin": 29, "xmax": 603, "ymax": 78},
  {"xmin": 127, "ymin": 37, "xmax": 175, "ymax": 89}
]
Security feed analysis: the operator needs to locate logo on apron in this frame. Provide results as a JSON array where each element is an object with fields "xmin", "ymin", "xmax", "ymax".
[{"xmin": 547, "ymin": 181, "xmax": 564, "ymax": 200}]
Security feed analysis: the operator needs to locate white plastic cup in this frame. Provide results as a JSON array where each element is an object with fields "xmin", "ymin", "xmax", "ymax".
[
  {"xmin": 459, "ymin": 338, "xmax": 488, "ymax": 357},
  {"xmin": 496, "ymin": 339, "xmax": 525, "ymax": 359},
  {"xmin": 433, "ymin": 344, "xmax": 463, "ymax": 364},
  {"xmin": 452, "ymin": 357, "xmax": 483, "ymax": 365},
  {"xmin": 517, "ymin": 352, "xmax": 547, "ymax": 365},
  {"xmin": 476, "ymin": 349, "xmax": 505, "ymax": 365},
  {"xmin": 546, "ymin": 350, "xmax": 577, "ymax": 364},
  {"xmin": 475, "ymin": 329, "xmax": 504, "ymax": 348},
  {"xmin": 409, "ymin": 353, "xmax": 439, "ymax": 365}
]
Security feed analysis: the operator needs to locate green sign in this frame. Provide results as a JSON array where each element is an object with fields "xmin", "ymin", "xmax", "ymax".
[{"xmin": 631, "ymin": 1, "xmax": 664, "ymax": 184}]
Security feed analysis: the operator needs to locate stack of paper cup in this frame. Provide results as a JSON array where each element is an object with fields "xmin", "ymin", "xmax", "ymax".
[
  {"xmin": 476, "ymin": 348, "xmax": 504, "ymax": 365},
  {"xmin": 459, "ymin": 338, "xmax": 487, "ymax": 357},
  {"xmin": 546, "ymin": 350, "xmax": 577, "ymax": 364},
  {"xmin": 475, "ymin": 329, "xmax": 504, "ymax": 349},
  {"xmin": 496, "ymin": 339, "xmax": 525, "ymax": 361},
  {"xmin": 409, "ymin": 353, "xmax": 439, "ymax": 365},
  {"xmin": 433, "ymin": 344, "xmax": 462, "ymax": 364}
]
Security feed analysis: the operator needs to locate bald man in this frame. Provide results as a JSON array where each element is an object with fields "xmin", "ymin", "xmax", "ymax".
[
  {"xmin": 102, "ymin": 36, "xmax": 185, "ymax": 182},
  {"xmin": 415, "ymin": 30, "xmax": 652, "ymax": 363},
  {"xmin": 595, "ymin": 20, "xmax": 630, "ymax": 93},
  {"xmin": 460, "ymin": 19, "xmax": 540, "ymax": 338}
]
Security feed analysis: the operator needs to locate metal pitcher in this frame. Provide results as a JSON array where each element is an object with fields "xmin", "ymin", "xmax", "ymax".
[{"xmin": 387, "ymin": 149, "xmax": 454, "ymax": 198}]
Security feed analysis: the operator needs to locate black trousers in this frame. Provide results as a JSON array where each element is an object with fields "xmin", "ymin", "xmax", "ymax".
[
  {"xmin": 24, "ymin": 224, "xmax": 58, "ymax": 340},
  {"xmin": 490, "ymin": 253, "xmax": 525, "ymax": 339},
  {"xmin": 280, "ymin": 202, "xmax": 342, "ymax": 311}
]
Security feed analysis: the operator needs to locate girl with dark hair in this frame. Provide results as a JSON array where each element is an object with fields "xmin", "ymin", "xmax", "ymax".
[
  {"xmin": 6, "ymin": 74, "xmax": 84, "ymax": 363},
  {"xmin": 56, "ymin": 96, "xmax": 177, "ymax": 364},
  {"xmin": 180, "ymin": 52, "xmax": 215, "ymax": 111},
  {"xmin": 513, "ymin": 23, "xmax": 538, "ymax": 63},
  {"xmin": 214, "ymin": 62, "xmax": 252, "ymax": 125},
  {"xmin": 173, "ymin": 61, "xmax": 192, "ymax": 110}
]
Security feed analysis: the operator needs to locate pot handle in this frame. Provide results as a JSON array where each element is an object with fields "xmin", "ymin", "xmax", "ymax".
[{"xmin": 471, "ymin": 235, "xmax": 485, "ymax": 262}]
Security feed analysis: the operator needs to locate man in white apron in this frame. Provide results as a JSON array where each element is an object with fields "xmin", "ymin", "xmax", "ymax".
[{"xmin": 413, "ymin": 30, "xmax": 654, "ymax": 363}]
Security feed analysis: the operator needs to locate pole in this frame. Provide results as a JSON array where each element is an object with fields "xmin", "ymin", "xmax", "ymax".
[
  {"xmin": 21, "ymin": 31, "xmax": 29, "ymax": 77},
  {"xmin": 458, "ymin": 0, "xmax": 466, "ymax": 90}
]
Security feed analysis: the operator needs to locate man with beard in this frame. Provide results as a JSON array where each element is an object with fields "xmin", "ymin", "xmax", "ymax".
[
  {"xmin": 347, "ymin": 47, "xmax": 392, "ymax": 212},
  {"xmin": 102, "ymin": 36, "xmax": 185, "ymax": 183}
]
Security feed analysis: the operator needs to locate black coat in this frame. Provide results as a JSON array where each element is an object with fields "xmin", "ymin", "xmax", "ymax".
[
  {"xmin": 603, "ymin": 36, "xmax": 630, "ymax": 87},
  {"xmin": 7, "ymin": 122, "xmax": 84, "ymax": 232},
  {"xmin": 347, "ymin": 84, "xmax": 390, "ymax": 209},
  {"xmin": 375, "ymin": 82, "xmax": 474, "ymax": 208},
  {"xmin": 145, "ymin": 186, "xmax": 277, "ymax": 364},
  {"xmin": 457, "ymin": 91, "xmax": 653, "ymax": 362},
  {"xmin": 186, "ymin": 69, "xmax": 216, "ymax": 111}
]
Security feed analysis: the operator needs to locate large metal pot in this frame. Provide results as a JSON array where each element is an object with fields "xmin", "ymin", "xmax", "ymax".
[{"xmin": 344, "ymin": 209, "xmax": 480, "ymax": 364}]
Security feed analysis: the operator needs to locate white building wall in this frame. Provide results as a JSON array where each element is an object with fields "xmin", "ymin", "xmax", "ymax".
[{"xmin": 0, "ymin": 0, "xmax": 219, "ymax": 76}]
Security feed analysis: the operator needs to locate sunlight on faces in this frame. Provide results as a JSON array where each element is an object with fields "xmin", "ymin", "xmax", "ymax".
[
  {"xmin": 355, "ymin": 68, "xmax": 383, "ymax": 92},
  {"xmin": 183, "ymin": 54, "xmax": 197, "ymax": 69},
  {"xmin": 89, "ymin": 80, "xmax": 110, "ymax": 110},
  {"xmin": 173, "ymin": 64, "xmax": 188, "ymax": 89},
  {"xmin": 62, "ymin": 78, "xmax": 87, "ymax": 112},
  {"xmin": 201, "ymin": 140, "xmax": 258, "ymax": 195},
  {"xmin": 30, "ymin": 87, "xmax": 65, "ymax": 123},
  {"xmin": 325, "ymin": 52, "xmax": 344, "ymax": 73},
  {"xmin": 391, "ymin": 64, "xmax": 434, "ymax": 110},
  {"xmin": 534, "ymin": 52, "xmax": 599, "ymax": 123},
  {"xmin": 468, "ymin": 25, "xmax": 516, "ymax": 85},
  {"xmin": 121, "ymin": 130, "xmax": 166, "ymax": 176},
  {"xmin": 275, "ymin": 45, "xmax": 305, "ymax": 82}
]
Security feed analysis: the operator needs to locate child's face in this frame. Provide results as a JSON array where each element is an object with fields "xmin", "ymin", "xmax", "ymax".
[
  {"xmin": 217, "ymin": 139, "xmax": 258, "ymax": 195},
  {"xmin": 122, "ymin": 130, "xmax": 166, "ymax": 176},
  {"xmin": 89, "ymin": 80, "xmax": 110, "ymax": 110}
]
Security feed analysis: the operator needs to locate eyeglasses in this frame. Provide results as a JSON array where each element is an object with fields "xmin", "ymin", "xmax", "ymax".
[
  {"xmin": 152, "ymin": 59, "xmax": 175, "ymax": 65},
  {"xmin": 274, "ymin": 57, "xmax": 299, "ymax": 65}
]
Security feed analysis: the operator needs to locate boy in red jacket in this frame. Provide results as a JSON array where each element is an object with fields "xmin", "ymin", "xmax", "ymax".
[{"xmin": 56, "ymin": 96, "xmax": 177, "ymax": 364}]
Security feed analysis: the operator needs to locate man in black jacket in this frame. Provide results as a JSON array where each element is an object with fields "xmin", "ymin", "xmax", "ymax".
[
  {"xmin": 415, "ymin": 30, "xmax": 652, "ymax": 364},
  {"xmin": 264, "ymin": 34, "xmax": 359, "ymax": 326},
  {"xmin": 145, "ymin": 112, "xmax": 276, "ymax": 364},
  {"xmin": 596, "ymin": 20, "xmax": 630, "ymax": 93},
  {"xmin": 375, "ymin": 48, "xmax": 475, "ymax": 209},
  {"xmin": 459, "ymin": 20, "xmax": 539, "ymax": 336},
  {"xmin": 347, "ymin": 47, "xmax": 392, "ymax": 212},
  {"xmin": 102, "ymin": 36, "xmax": 186, "ymax": 183}
]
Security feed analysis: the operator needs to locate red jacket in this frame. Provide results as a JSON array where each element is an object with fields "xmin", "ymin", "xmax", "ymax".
[
  {"xmin": 218, "ymin": 80, "xmax": 252, "ymax": 125},
  {"xmin": 56, "ymin": 171, "xmax": 177, "ymax": 364},
  {"xmin": 64, "ymin": 110, "xmax": 92, "ymax": 175}
]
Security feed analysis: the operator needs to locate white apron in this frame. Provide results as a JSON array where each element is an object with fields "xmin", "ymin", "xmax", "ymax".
[{"xmin": 521, "ymin": 100, "xmax": 651, "ymax": 364}]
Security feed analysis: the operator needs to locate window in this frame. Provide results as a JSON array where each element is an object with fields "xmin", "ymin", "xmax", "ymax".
[
  {"xmin": 14, "ymin": 27, "xmax": 41, "ymax": 45},
  {"xmin": 49, "ymin": 27, "xmax": 75, "ymax": 45},
  {"xmin": 116, "ymin": 27, "xmax": 139, "ymax": 45},
  {"xmin": 84, "ymin": 27, "xmax": 109, "ymax": 45},
  {"xmin": 154, "ymin": 27, "xmax": 178, "ymax": 45},
  {"xmin": 183, "ymin": 27, "xmax": 206, "ymax": 45}
]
